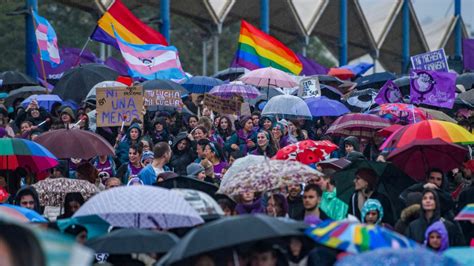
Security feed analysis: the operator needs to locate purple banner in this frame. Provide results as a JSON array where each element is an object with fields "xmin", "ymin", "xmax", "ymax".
[
  {"xmin": 375, "ymin": 80, "xmax": 403, "ymax": 105},
  {"xmin": 463, "ymin": 39, "xmax": 474, "ymax": 71},
  {"xmin": 410, "ymin": 48, "xmax": 449, "ymax": 72},
  {"xmin": 105, "ymin": 57, "xmax": 129, "ymax": 76},
  {"xmin": 409, "ymin": 70, "xmax": 456, "ymax": 109}
]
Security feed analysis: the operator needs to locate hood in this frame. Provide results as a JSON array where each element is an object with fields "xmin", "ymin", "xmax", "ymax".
[
  {"xmin": 420, "ymin": 189, "xmax": 441, "ymax": 222},
  {"xmin": 14, "ymin": 186, "xmax": 41, "ymax": 213},
  {"xmin": 400, "ymin": 204, "xmax": 421, "ymax": 223},
  {"xmin": 258, "ymin": 115, "xmax": 276, "ymax": 129},
  {"xmin": 424, "ymin": 221, "xmax": 449, "ymax": 252},
  {"xmin": 172, "ymin": 132, "xmax": 191, "ymax": 151},
  {"xmin": 343, "ymin": 136, "xmax": 360, "ymax": 151},
  {"xmin": 361, "ymin": 198, "xmax": 384, "ymax": 224},
  {"xmin": 126, "ymin": 123, "xmax": 142, "ymax": 141},
  {"xmin": 153, "ymin": 117, "xmax": 168, "ymax": 129}
]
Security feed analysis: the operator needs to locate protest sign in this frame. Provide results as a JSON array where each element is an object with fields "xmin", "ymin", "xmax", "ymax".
[
  {"xmin": 203, "ymin": 94, "xmax": 241, "ymax": 115},
  {"xmin": 96, "ymin": 86, "xmax": 144, "ymax": 127},
  {"xmin": 144, "ymin": 89, "xmax": 183, "ymax": 108},
  {"xmin": 298, "ymin": 76, "xmax": 321, "ymax": 98},
  {"xmin": 411, "ymin": 48, "xmax": 449, "ymax": 72}
]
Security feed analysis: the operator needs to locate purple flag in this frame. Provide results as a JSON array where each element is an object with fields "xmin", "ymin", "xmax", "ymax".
[
  {"xmin": 375, "ymin": 80, "xmax": 403, "ymax": 105},
  {"xmin": 463, "ymin": 39, "xmax": 474, "ymax": 71},
  {"xmin": 104, "ymin": 57, "xmax": 129, "ymax": 76},
  {"xmin": 296, "ymin": 53, "xmax": 329, "ymax": 76},
  {"xmin": 409, "ymin": 70, "xmax": 456, "ymax": 109}
]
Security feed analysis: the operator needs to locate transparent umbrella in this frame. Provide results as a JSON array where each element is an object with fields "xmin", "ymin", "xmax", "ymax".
[{"xmin": 261, "ymin": 94, "xmax": 312, "ymax": 119}]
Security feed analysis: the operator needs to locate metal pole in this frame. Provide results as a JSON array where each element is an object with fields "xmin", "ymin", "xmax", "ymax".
[
  {"xmin": 339, "ymin": 0, "xmax": 348, "ymax": 66},
  {"xmin": 301, "ymin": 36, "xmax": 309, "ymax": 57},
  {"xmin": 100, "ymin": 43, "xmax": 106, "ymax": 61},
  {"xmin": 454, "ymin": 0, "xmax": 461, "ymax": 57},
  {"xmin": 401, "ymin": 0, "xmax": 410, "ymax": 74},
  {"xmin": 213, "ymin": 24, "xmax": 222, "ymax": 75},
  {"xmin": 202, "ymin": 39, "xmax": 208, "ymax": 76},
  {"xmin": 160, "ymin": 0, "xmax": 170, "ymax": 43},
  {"xmin": 26, "ymin": 0, "xmax": 38, "ymax": 79},
  {"xmin": 260, "ymin": 0, "xmax": 269, "ymax": 33}
]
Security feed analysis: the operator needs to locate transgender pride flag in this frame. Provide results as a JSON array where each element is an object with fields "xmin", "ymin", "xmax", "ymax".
[
  {"xmin": 32, "ymin": 11, "xmax": 60, "ymax": 65},
  {"xmin": 113, "ymin": 28, "xmax": 186, "ymax": 80}
]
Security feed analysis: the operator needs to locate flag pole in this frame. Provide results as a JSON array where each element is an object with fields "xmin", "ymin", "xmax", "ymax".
[
  {"xmin": 30, "ymin": 8, "xmax": 49, "ymax": 94},
  {"xmin": 74, "ymin": 37, "xmax": 92, "ymax": 66}
]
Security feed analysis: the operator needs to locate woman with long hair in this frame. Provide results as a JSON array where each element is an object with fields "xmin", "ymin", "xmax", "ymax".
[
  {"xmin": 117, "ymin": 144, "xmax": 144, "ymax": 184},
  {"xmin": 252, "ymin": 131, "xmax": 277, "ymax": 157}
]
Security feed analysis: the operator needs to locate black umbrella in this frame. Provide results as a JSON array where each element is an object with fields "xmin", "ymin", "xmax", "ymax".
[
  {"xmin": 355, "ymin": 72, "xmax": 396, "ymax": 90},
  {"xmin": 155, "ymin": 176, "xmax": 218, "ymax": 198},
  {"xmin": 457, "ymin": 89, "xmax": 474, "ymax": 106},
  {"xmin": 212, "ymin": 67, "xmax": 248, "ymax": 81},
  {"xmin": 345, "ymin": 88, "xmax": 378, "ymax": 111},
  {"xmin": 141, "ymin": 79, "xmax": 188, "ymax": 95},
  {"xmin": 457, "ymin": 72, "xmax": 474, "ymax": 91},
  {"xmin": 6, "ymin": 85, "xmax": 48, "ymax": 106},
  {"xmin": 52, "ymin": 63, "xmax": 119, "ymax": 104},
  {"xmin": 86, "ymin": 228, "xmax": 179, "ymax": 254},
  {"xmin": 160, "ymin": 214, "xmax": 303, "ymax": 265},
  {"xmin": 393, "ymin": 76, "xmax": 410, "ymax": 97},
  {"xmin": 0, "ymin": 71, "xmax": 37, "ymax": 91},
  {"xmin": 333, "ymin": 159, "xmax": 416, "ymax": 216}
]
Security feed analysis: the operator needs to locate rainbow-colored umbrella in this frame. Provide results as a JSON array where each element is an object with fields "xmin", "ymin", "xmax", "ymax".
[
  {"xmin": 380, "ymin": 120, "xmax": 474, "ymax": 150},
  {"xmin": 305, "ymin": 220, "xmax": 419, "ymax": 254},
  {"xmin": 0, "ymin": 138, "xmax": 58, "ymax": 172},
  {"xmin": 455, "ymin": 204, "xmax": 474, "ymax": 221}
]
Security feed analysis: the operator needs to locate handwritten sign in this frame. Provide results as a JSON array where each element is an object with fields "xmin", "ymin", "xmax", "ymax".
[
  {"xmin": 96, "ymin": 86, "xmax": 144, "ymax": 127},
  {"xmin": 144, "ymin": 89, "xmax": 183, "ymax": 108},
  {"xmin": 203, "ymin": 94, "xmax": 241, "ymax": 115},
  {"xmin": 411, "ymin": 48, "xmax": 449, "ymax": 72},
  {"xmin": 298, "ymin": 76, "xmax": 321, "ymax": 98}
]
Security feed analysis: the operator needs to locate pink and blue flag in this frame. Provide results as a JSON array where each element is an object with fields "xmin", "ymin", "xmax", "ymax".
[
  {"xmin": 113, "ymin": 29, "xmax": 186, "ymax": 80},
  {"xmin": 32, "ymin": 11, "xmax": 60, "ymax": 65}
]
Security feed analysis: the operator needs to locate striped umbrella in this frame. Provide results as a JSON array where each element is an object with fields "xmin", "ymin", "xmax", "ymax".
[
  {"xmin": 455, "ymin": 204, "xmax": 474, "ymax": 221},
  {"xmin": 306, "ymin": 220, "xmax": 419, "ymax": 254},
  {"xmin": 326, "ymin": 113, "xmax": 391, "ymax": 138},
  {"xmin": 209, "ymin": 81, "xmax": 261, "ymax": 99},
  {"xmin": 0, "ymin": 138, "xmax": 58, "ymax": 172}
]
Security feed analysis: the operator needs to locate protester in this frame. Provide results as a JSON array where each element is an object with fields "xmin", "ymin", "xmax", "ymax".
[
  {"xmin": 14, "ymin": 186, "xmax": 41, "ymax": 213},
  {"xmin": 265, "ymin": 193, "xmax": 288, "ymax": 217},
  {"xmin": 138, "ymin": 142, "xmax": 171, "ymax": 185},
  {"xmin": 424, "ymin": 221, "xmax": 449, "ymax": 253},
  {"xmin": 271, "ymin": 122, "xmax": 290, "ymax": 150},
  {"xmin": 186, "ymin": 163, "xmax": 206, "ymax": 181},
  {"xmin": 91, "ymin": 155, "xmax": 117, "ymax": 178},
  {"xmin": 361, "ymin": 199, "xmax": 384, "ymax": 225},
  {"xmin": 287, "ymin": 184, "xmax": 304, "ymax": 220},
  {"xmin": 150, "ymin": 117, "xmax": 171, "ymax": 144},
  {"xmin": 203, "ymin": 142, "xmax": 228, "ymax": 180},
  {"xmin": 57, "ymin": 192, "xmax": 84, "ymax": 219},
  {"xmin": 225, "ymin": 115, "xmax": 255, "ymax": 155},
  {"xmin": 302, "ymin": 184, "xmax": 329, "ymax": 221},
  {"xmin": 215, "ymin": 115, "xmax": 234, "ymax": 141},
  {"xmin": 117, "ymin": 144, "xmax": 144, "ymax": 184},
  {"xmin": 115, "ymin": 123, "xmax": 143, "ymax": 164},
  {"xmin": 104, "ymin": 177, "xmax": 121, "ymax": 189},
  {"xmin": 252, "ymin": 130, "xmax": 277, "ymax": 157},
  {"xmin": 313, "ymin": 169, "xmax": 348, "ymax": 221},
  {"xmin": 169, "ymin": 132, "xmax": 195, "ymax": 175},
  {"xmin": 235, "ymin": 191, "xmax": 265, "ymax": 214}
]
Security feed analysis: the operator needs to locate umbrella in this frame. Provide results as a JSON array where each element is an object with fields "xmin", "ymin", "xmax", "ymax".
[
  {"xmin": 333, "ymin": 160, "xmax": 416, "ymax": 208},
  {"xmin": 318, "ymin": 75, "xmax": 344, "ymax": 87},
  {"xmin": 317, "ymin": 158, "xmax": 351, "ymax": 171},
  {"xmin": 419, "ymin": 107, "xmax": 457, "ymax": 123},
  {"xmin": 320, "ymin": 84, "xmax": 343, "ymax": 100},
  {"xmin": 376, "ymin": 124, "xmax": 403, "ymax": 138},
  {"xmin": 456, "ymin": 72, "xmax": 474, "ymax": 91},
  {"xmin": 34, "ymin": 128, "xmax": 115, "ymax": 159},
  {"xmin": 380, "ymin": 120, "xmax": 474, "ymax": 151},
  {"xmin": 73, "ymin": 186, "xmax": 204, "ymax": 229},
  {"xmin": 340, "ymin": 62, "xmax": 374, "ymax": 77},
  {"xmin": 454, "ymin": 203, "xmax": 474, "ymax": 221},
  {"xmin": 212, "ymin": 67, "xmax": 249, "ymax": 81},
  {"xmin": 355, "ymin": 72, "xmax": 397, "ymax": 90},
  {"xmin": 209, "ymin": 81, "xmax": 261, "ymax": 99},
  {"xmin": 32, "ymin": 178, "xmax": 99, "ymax": 207},
  {"xmin": 328, "ymin": 68, "xmax": 355, "ymax": 80},
  {"xmin": 457, "ymin": 89, "xmax": 474, "ymax": 106},
  {"xmin": 141, "ymin": 79, "xmax": 188, "ymax": 95},
  {"xmin": 386, "ymin": 138, "xmax": 468, "ymax": 182},
  {"xmin": 0, "ymin": 204, "xmax": 47, "ymax": 222},
  {"xmin": 0, "ymin": 138, "xmax": 58, "ymax": 173},
  {"xmin": 273, "ymin": 140, "xmax": 338, "ymax": 165},
  {"xmin": 393, "ymin": 76, "xmax": 410, "ymax": 96},
  {"xmin": 304, "ymin": 96, "xmax": 350, "ymax": 117},
  {"xmin": 239, "ymin": 67, "xmax": 298, "ymax": 88},
  {"xmin": 368, "ymin": 103, "xmax": 430, "ymax": 124},
  {"xmin": 52, "ymin": 63, "xmax": 119, "ymax": 104},
  {"xmin": 57, "ymin": 215, "xmax": 110, "ymax": 240},
  {"xmin": 0, "ymin": 70, "xmax": 37, "ymax": 91},
  {"xmin": 85, "ymin": 80, "xmax": 127, "ymax": 103},
  {"xmin": 21, "ymin": 94, "xmax": 63, "ymax": 111},
  {"xmin": 6, "ymin": 85, "xmax": 48, "ymax": 106},
  {"xmin": 155, "ymin": 176, "xmax": 218, "ymax": 197},
  {"xmin": 346, "ymin": 88, "xmax": 378, "ymax": 110},
  {"xmin": 86, "ymin": 228, "xmax": 179, "ymax": 255},
  {"xmin": 444, "ymin": 247, "xmax": 474, "ymax": 266},
  {"xmin": 218, "ymin": 159, "xmax": 323, "ymax": 196},
  {"xmin": 220, "ymin": 155, "xmax": 266, "ymax": 190},
  {"xmin": 306, "ymin": 220, "xmax": 419, "ymax": 254},
  {"xmin": 326, "ymin": 113, "xmax": 391, "ymax": 138},
  {"xmin": 160, "ymin": 214, "xmax": 304, "ymax": 265},
  {"xmin": 172, "ymin": 189, "xmax": 224, "ymax": 220},
  {"xmin": 336, "ymin": 248, "xmax": 459, "ymax": 266},
  {"xmin": 261, "ymin": 94, "xmax": 312, "ymax": 119},
  {"xmin": 181, "ymin": 76, "xmax": 224, "ymax": 94}
]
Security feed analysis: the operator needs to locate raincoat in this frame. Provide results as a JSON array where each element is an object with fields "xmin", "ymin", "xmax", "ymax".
[
  {"xmin": 320, "ymin": 188, "xmax": 348, "ymax": 221},
  {"xmin": 424, "ymin": 221, "xmax": 449, "ymax": 253}
]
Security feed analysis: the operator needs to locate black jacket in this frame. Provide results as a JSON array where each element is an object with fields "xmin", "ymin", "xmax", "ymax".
[
  {"xmin": 14, "ymin": 186, "xmax": 42, "ymax": 214},
  {"xmin": 348, "ymin": 190, "xmax": 395, "ymax": 226},
  {"xmin": 287, "ymin": 195, "xmax": 305, "ymax": 221},
  {"xmin": 168, "ymin": 132, "xmax": 196, "ymax": 176},
  {"xmin": 400, "ymin": 183, "xmax": 454, "ymax": 217}
]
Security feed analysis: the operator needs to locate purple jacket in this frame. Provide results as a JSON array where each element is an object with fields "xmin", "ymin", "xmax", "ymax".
[{"xmin": 235, "ymin": 198, "xmax": 265, "ymax": 215}]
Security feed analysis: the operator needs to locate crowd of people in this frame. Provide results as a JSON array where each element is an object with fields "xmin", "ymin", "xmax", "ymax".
[{"xmin": 0, "ymin": 89, "xmax": 474, "ymax": 265}]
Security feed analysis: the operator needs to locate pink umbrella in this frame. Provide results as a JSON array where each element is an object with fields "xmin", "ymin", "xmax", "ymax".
[{"xmin": 239, "ymin": 67, "xmax": 298, "ymax": 88}]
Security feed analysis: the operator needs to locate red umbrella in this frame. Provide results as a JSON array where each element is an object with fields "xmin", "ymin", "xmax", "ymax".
[
  {"xmin": 35, "ymin": 128, "xmax": 114, "ymax": 159},
  {"xmin": 328, "ymin": 68, "xmax": 355, "ymax": 80},
  {"xmin": 386, "ymin": 138, "xmax": 468, "ymax": 182},
  {"xmin": 273, "ymin": 140, "xmax": 338, "ymax": 165},
  {"xmin": 326, "ymin": 113, "xmax": 391, "ymax": 138},
  {"xmin": 377, "ymin": 124, "xmax": 404, "ymax": 138}
]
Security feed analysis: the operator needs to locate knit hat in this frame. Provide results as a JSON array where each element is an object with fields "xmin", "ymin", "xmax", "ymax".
[
  {"xmin": 361, "ymin": 199, "xmax": 384, "ymax": 224},
  {"xmin": 355, "ymin": 167, "xmax": 378, "ymax": 190},
  {"xmin": 141, "ymin": 151, "xmax": 154, "ymax": 163},
  {"xmin": 60, "ymin": 106, "xmax": 76, "ymax": 120},
  {"xmin": 239, "ymin": 115, "xmax": 252, "ymax": 128},
  {"xmin": 186, "ymin": 163, "xmax": 205, "ymax": 178}
]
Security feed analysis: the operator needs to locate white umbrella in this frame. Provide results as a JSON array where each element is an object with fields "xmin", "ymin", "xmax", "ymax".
[
  {"xmin": 261, "ymin": 94, "xmax": 312, "ymax": 119},
  {"xmin": 172, "ymin": 189, "xmax": 224, "ymax": 219},
  {"xmin": 73, "ymin": 186, "xmax": 204, "ymax": 229}
]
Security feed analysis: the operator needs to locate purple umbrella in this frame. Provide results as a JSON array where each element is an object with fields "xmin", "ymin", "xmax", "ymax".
[
  {"xmin": 305, "ymin": 96, "xmax": 350, "ymax": 117},
  {"xmin": 209, "ymin": 81, "xmax": 260, "ymax": 99}
]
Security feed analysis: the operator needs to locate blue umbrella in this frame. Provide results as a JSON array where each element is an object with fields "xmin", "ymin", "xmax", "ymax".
[
  {"xmin": 444, "ymin": 247, "xmax": 474, "ymax": 266},
  {"xmin": 0, "ymin": 204, "xmax": 47, "ymax": 222},
  {"xmin": 340, "ymin": 62, "xmax": 374, "ymax": 76},
  {"xmin": 182, "ymin": 76, "xmax": 224, "ymax": 94},
  {"xmin": 21, "ymin": 94, "xmax": 63, "ymax": 111},
  {"xmin": 305, "ymin": 96, "xmax": 350, "ymax": 117}
]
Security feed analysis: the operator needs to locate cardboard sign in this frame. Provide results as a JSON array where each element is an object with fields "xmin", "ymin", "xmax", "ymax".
[
  {"xmin": 203, "ymin": 94, "xmax": 241, "ymax": 115},
  {"xmin": 144, "ymin": 89, "xmax": 183, "ymax": 108},
  {"xmin": 298, "ymin": 76, "xmax": 321, "ymax": 98},
  {"xmin": 411, "ymin": 48, "xmax": 449, "ymax": 72},
  {"xmin": 96, "ymin": 86, "xmax": 144, "ymax": 127}
]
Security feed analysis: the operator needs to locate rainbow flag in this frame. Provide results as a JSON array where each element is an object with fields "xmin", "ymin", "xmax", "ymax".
[
  {"xmin": 32, "ymin": 11, "xmax": 60, "ymax": 65},
  {"xmin": 455, "ymin": 203, "xmax": 474, "ymax": 221},
  {"xmin": 91, "ymin": 0, "xmax": 167, "ymax": 49},
  {"xmin": 232, "ymin": 20, "xmax": 302, "ymax": 75}
]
